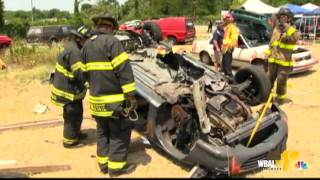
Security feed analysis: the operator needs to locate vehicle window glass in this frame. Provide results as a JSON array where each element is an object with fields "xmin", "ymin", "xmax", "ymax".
[
  {"xmin": 62, "ymin": 27, "xmax": 69, "ymax": 33},
  {"xmin": 27, "ymin": 28, "xmax": 42, "ymax": 35},
  {"xmin": 252, "ymin": 23, "xmax": 269, "ymax": 41},
  {"xmin": 186, "ymin": 19, "xmax": 194, "ymax": 30},
  {"xmin": 238, "ymin": 36, "xmax": 247, "ymax": 49},
  {"xmin": 44, "ymin": 27, "xmax": 59, "ymax": 33}
]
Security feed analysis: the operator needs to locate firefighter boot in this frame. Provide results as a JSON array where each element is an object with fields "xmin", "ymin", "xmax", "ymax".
[
  {"xmin": 99, "ymin": 163, "xmax": 108, "ymax": 174},
  {"xmin": 274, "ymin": 96, "xmax": 292, "ymax": 105},
  {"xmin": 63, "ymin": 132, "xmax": 88, "ymax": 148},
  {"xmin": 63, "ymin": 141, "xmax": 80, "ymax": 148},
  {"xmin": 109, "ymin": 163, "xmax": 137, "ymax": 177},
  {"xmin": 78, "ymin": 132, "xmax": 88, "ymax": 140}
]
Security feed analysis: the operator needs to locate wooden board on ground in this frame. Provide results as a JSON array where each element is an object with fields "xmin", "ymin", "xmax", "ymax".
[
  {"xmin": 0, "ymin": 160, "xmax": 16, "ymax": 166},
  {"xmin": 0, "ymin": 119, "xmax": 63, "ymax": 133},
  {"xmin": 0, "ymin": 165, "xmax": 71, "ymax": 177}
]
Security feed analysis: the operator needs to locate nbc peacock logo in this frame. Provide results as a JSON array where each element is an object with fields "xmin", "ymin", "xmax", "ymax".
[{"xmin": 295, "ymin": 161, "xmax": 308, "ymax": 170}]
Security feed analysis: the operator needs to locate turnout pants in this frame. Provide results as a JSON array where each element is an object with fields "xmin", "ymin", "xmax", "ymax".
[
  {"xmin": 268, "ymin": 63, "xmax": 292, "ymax": 99},
  {"xmin": 95, "ymin": 115, "xmax": 133, "ymax": 170},
  {"xmin": 63, "ymin": 100, "xmax": 83, "ymax": 144},
  {"xmin": 222, "ymin": 49, "xmax": 234, "ymax": 78}
]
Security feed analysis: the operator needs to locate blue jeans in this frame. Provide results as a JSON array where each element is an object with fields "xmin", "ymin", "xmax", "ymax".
[{"xmin": 222, "ymin": 49, "xmax": 234, "ymax": 78}]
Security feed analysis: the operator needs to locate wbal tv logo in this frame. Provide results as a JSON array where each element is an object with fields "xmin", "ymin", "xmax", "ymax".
[
  {"xmin": 257, "ymin": 150, "xmax": 308, "ymax": 171},
  {"xmin": 257, "ymin": 160, "xmax": 281, "ymax": 170}
]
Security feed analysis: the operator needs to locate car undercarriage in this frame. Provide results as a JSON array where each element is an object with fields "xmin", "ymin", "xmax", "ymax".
[{"xmin": 116, "ymin": 29, "xmax": 288, "ymax": 177}]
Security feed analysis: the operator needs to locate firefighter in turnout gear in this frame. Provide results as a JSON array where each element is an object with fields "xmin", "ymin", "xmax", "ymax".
[
  {"xmin": 265, "ymin": 8, "xmax": 300, "ymax": 105},
  {"xmin": 50, "ymin": 26, "xmax": 90, "ymax": 148},
  {"xmin": 221, "ymin": 13, "xmax": 239, "ymax": 79},
  {"xmin": 80, "ymin": 13, "xmax": 137, "ymax": 176}
]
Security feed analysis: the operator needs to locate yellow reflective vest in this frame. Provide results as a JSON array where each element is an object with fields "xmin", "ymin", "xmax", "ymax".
[
  {"xmin": 222, "ymin": 23, "xmax": 239, "ymax": 54},
  {"xmin": 265, "ymin": 25, "xmax": 300, "ymax": 67}
]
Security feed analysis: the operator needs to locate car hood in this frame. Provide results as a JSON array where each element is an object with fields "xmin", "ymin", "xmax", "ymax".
[
  {"xmin": 293, "ymin": 46, "xmax": 309, "ymax": 53},
  {"xmin": 250, "ymin": 44, "xmax": 269, "ymax": 51},
  {"xmin": 0, "ymin": 35, "xmax": 11, "ymax": 41},
  {"xmin": 251, "ymin": 44, "xmax": 310, "ymax": 52}
]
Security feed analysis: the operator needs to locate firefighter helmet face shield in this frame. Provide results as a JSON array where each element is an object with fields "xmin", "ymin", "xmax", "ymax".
[
  {"xmin": 97, "ymin": 23, "xmax": 114, "ymax": 34},
  {"xmin": 279, "ymin": 15, "xmax": 289, "ymax": 24},
  {"xmin": 92, "ymin": 14, "xmax": 118, "ymax": 29}
]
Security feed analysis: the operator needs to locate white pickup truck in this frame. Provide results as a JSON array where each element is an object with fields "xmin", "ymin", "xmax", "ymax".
[{"xmin": 192, "ymin": 34, "xmax": 318, "ymax": 74}]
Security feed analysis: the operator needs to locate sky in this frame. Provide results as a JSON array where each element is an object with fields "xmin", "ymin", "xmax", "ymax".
[{"xmin": 3, "ymin": 0, "xmax": 127, "ymax": 12}]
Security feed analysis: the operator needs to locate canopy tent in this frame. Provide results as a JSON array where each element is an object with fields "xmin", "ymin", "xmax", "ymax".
[
  {"xmin": 312, "ymin": 8, "xmax": 320, "ymax": 15},
  {"xmin": 282, "ymin": 3, "xmax": 312, "ymax": 14},
  {"xmin": 241, "ymin": 0, "xmax": 279, "ymax": 15},
  {"xmin": 301, "ymin": 3, "xmax": 319, "ymax": 11}
]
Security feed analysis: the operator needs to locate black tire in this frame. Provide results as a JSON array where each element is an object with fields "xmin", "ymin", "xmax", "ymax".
[
  {"xmin": 143, "ymin": 21, "xmax": 163, "ymax": 42},
  {"xmin": 200, "ymin": 52, "xmax": 213, "ymax": 65},
  {"xmin": 234, "ymin": 66, "xmax": 271, "ymax": 106},
  {"xmin": 167, "ymin": 36, "xmax": 177, "ymax": 45},
  {"xmin": 252, "ymin": 60, "xmax": 268, "ymax": 72},
  {"xmin": 0, "ymin": 44, "xmax": 10, "ymax": 49}
]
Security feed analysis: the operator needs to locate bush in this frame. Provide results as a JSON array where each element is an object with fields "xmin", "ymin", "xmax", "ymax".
[
  {"xmin": 195, "ymin": 14, "xmax": 222, "ymax": 25},
  {"xmin": 0, "ymin": 17, "xmax": 30, "ymax": 38},
  {"xmin": 5, "ymin": 40, "xmax": 62, "ymax": 69}
]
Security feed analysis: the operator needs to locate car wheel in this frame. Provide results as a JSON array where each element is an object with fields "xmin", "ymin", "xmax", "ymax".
[
  {"xmin": 153, "ymin": 103, "xmax": 201, "ymax": 161},
  {"xmin": 143, "ymin": 22, "xmax": 163, "ymax": 42},
  {"xmin": 234, "ymin": 66, "xmax": 271, "ymax": 106},
  {"xmin": 252, "ymin": 60, "xmax": 267, "ymax": 72},
  {"xmin": 167, "ymin": 36, "xmax": 177, "ymax": 45},
  {"xmin": 200, "ymin": 52, "xmax": 213, "ymax": 66}
]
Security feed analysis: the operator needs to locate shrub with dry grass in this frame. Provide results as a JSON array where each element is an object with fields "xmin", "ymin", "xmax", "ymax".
[
  {"xmin": 5, "ymin": 40, "xmax": 62, "ymax": 69},
  {"xmin": 0, "ymin": 40, "xmax": 63, "ymax": 82}
]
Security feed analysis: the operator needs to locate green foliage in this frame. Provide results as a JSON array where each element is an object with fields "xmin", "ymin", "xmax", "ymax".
[
  {"xmin": 6, "ymin": 40, "xmax": 61, "ymax": 69},
  {"xmin": 1, "ymin": 18, "xmax": 29, "ymax": 37},
  {"xmin": 262, "ymin": 0, "xmax": 320, "ymax": 6},
  {"xmin": 117, "ymin": 0, "xmax": 237, "ymax": 24},
  {"xmin": 1, "ymin": 0, "xmax": 317, "ymax": 38},
  {"xmin": 81, "ymin": 3, "xmax": 93, "ymax": 11},
  {"xmin": 74, "ymin": 0, "xmax": 80, "ymax": 15},
  {"xmin": 3, "ymin": 8, "xmax": 73, "ymax": 37},
  {"xmin": 0, "ymin": 0, "xmax": 4, "ymax": 27}
]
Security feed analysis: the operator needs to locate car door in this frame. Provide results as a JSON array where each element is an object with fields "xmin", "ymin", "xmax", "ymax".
[
  {"xmin": 232, "ymin": 34, "xmax": 250, "ymax": 68},
  {"xmin": 232, "ymin": 22, "xmax": 251, "ymax": 68}
]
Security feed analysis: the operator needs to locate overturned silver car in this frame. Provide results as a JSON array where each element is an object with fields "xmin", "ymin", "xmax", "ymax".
[{"xmin": 117, "ymin": 29, "xmax": 288, "ymax": 177}]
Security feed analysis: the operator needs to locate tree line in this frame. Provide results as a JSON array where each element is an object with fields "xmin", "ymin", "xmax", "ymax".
[{"xmin": 0, "ymin": 0, "xmax": 318, "ymax": 37}]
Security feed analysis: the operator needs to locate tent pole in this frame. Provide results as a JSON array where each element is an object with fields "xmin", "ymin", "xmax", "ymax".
[
  {"xmin": 298, "ymin": 15, "xmax": 303, "ymax": 40},
  {"xmin": 303, "ymin": 16, "xmax": 307, "ymax": 41},
  {"xmin": 314, "ymin": 15, "xmax": 318, "ymax": 44}
]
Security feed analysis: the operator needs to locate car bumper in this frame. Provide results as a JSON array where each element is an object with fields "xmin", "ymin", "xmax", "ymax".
[
  {"xmin": 291, "ymin": 59, "xmax": 319, "ymax": 74},
  {"xmin": 182, "ymin": 104, "xmax": 288, "ymax": 176},
  {"xmin": 185, "ymin": 36, "xmax": 195, "ymax": 43}
]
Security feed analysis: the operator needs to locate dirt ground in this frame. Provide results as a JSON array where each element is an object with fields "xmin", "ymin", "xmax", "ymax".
[{"xmin": 0, "ymin": 26, "xmax": 320, "ymax": 178}]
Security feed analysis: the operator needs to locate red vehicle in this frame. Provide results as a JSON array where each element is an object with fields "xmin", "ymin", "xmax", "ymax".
[
  {"xmin": 119, "ymin": 20, "xmax": 144, "ymax": 34},
  {"xmin": 119, "ymin": 17, "xmax": 196, "ymax": 44},
  {"xmin": 153, "ymin": 16, "xmax": 196, "ymax": 44},
  {"xmin": 0, "ymin": 35, "xmax": 12, "ymax": 48}
]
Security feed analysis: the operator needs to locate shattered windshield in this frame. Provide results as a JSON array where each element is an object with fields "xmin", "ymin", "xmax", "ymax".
[
  {"xmin": 242, "ymin": 34, "xmax": 270, "ymax": 47},
  {"xmin": 237, "ymin": 22, "xmax": 270, "ymax": 48}
]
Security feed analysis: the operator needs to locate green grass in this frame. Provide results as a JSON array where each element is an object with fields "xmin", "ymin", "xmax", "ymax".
[
  {"xmin": 0, "ymin": 40, "xmax": 61, "ymax": 83},
  {"xmin": 14, "ymin": 64, "xmax": 55, "ymax": 83},
  {"xmin": 5, "ymin": 40, "xmax": 62, "ymax": 69}
]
